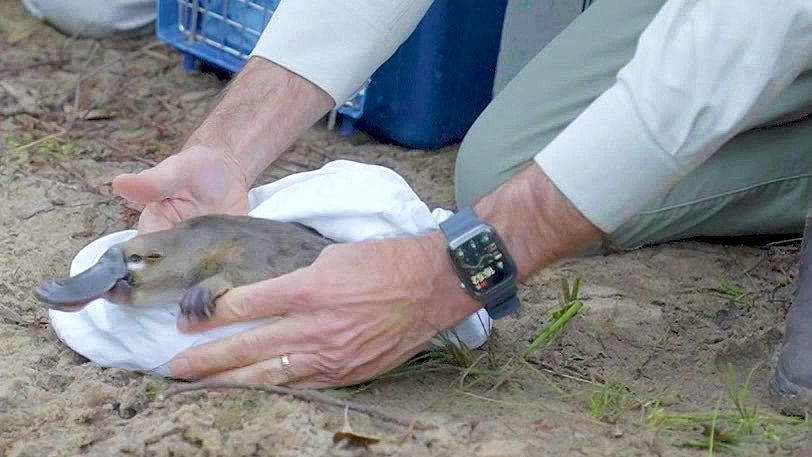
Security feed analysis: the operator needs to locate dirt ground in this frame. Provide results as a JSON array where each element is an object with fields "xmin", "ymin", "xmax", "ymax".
[{"xmin": 2, "ymin": 1, "xmax": 812, "ymax": 456}]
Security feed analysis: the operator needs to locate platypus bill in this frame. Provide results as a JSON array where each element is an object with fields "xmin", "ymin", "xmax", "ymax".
[{"xmin": 34, "ymin": 214, "xmax": 333, "ymax": 319}]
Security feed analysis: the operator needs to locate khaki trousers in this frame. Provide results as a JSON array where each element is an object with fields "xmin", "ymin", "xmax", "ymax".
[{"xmin": 455, "ymin": 0, "xmax": 812, "ymax": 251}]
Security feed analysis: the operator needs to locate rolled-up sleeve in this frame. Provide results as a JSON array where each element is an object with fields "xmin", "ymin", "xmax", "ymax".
[
  {"xmin": 534, "ymin": 0, "xmax": 812, "ymax": 234},
  {"xmin": 250, "ymin": 0, "xmax": 434, "ymax": 107}
]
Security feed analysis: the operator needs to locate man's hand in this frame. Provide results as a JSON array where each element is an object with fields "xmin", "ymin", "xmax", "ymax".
[
  {"xmin": 167, "ymin": 231, "xmax": 482, "ymax": 388},
  {"xmin": 165, "ymin": 163, "xmax": 603, "ymax": 389},
  {"xmin": 113, "ymin": 57, "xmax": 334, "ymax": 233},
  {"xmin": 112, "ymin": 146, "xmax": 250, "ymax": 233}
]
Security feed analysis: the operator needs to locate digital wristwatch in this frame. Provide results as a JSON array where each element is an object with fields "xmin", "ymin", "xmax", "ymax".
[{"xmin": 439, "ymin": 208, "xmax": 520, "ymax": 319}]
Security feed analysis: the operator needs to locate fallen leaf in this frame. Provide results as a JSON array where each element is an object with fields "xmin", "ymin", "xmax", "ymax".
[
  {"xmin": 6, "ymin": 26, "xmax": 36, "ymax": 45},
  {"xmin": 332, "ymin": 431, "xmax": 382, "ymax": 448},
  {"xmin": 180, "ymin": 89, "xmax": 218, "ymax": 103},
  {"xmin": 533, "ymin": 418, "xmax": 554, "ymax": 433},
  {"xmin": 0, "ymin": 80, "xmax": 38, "ymax": 113},
  {"xmin": 83, "ymin": 109, "xmax": 115, "ymax": 120}
]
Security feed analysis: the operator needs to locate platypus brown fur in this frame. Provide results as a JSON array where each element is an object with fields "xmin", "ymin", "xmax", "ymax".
[{"xmin": 34, "ymin": 214, "xmax": 333, "ymax": 319}]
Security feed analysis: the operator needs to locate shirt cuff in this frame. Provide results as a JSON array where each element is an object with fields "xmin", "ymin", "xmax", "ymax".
[
  {"xmin": 250, "ymin": 1, "xmax": 432, "ymax": 107},
  {"xmin": 533, "ymin": 84, "xmax": 685, "ymax": 234}
]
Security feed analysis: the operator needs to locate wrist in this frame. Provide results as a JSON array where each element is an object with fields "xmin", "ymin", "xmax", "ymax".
[
  {"xmin": 472, "ymin": 163, "xmax": 603, "ymax": 281},
  {"xmin": 171, "ymin": 144, "xmax": 251, "ymax": 194},
  {"xmin": 417, "ymin": 230, "xmax": 483, "ymax": 328},
  {"xmin": 417, "ymin": 162, "xmax": 603, "ymax": 325},
  {"xmin": 182, "ymin": 57, "xmax": 334, "ymax": 186}
]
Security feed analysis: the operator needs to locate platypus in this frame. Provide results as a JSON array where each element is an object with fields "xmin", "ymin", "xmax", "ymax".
[{"xmin": 34, "ymin": 214, "xmax": 333, "ymax": 319}]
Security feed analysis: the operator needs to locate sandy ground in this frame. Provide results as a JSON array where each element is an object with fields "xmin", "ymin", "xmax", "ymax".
[{"xmin": 2, "ymin": 1, "xmax": 812, "ymax": 455}]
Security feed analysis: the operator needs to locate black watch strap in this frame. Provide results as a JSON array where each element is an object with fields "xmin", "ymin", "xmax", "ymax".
[
  {"xmin": 439, "ymin": 207, "xmax": 480, "ymax": 242},
  {"xmin": 483, "ymin": 282, "xmax": 521, "ymax": 319},
  {"xmin": 440, "ymin": 208, "xmax": 520, "ymax": 319}
]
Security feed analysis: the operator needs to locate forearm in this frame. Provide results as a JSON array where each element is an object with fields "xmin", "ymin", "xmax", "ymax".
[
  {"xmin": 426, "ymin": 0, "xmax": 812, "ymax": 323},
  {"xmin": 472, "ymin": 163, "xmax": 603, "ymax": 281},
  {"xmin": 422, "ymin": 162, "xmax": 602, "ymax": 325},
  {"xmin": 183, "ymin": 57, "xmax": 334, "ymax": 189},
  {"xmin": 179, "ymin": 0, "xmax": 435, "ymax": 190}
]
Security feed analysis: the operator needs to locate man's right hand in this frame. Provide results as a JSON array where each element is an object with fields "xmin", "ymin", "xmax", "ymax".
[
  {"xmin": 112, "ymin": 57, "xmax": 335, "ymax": 234},
  {"xmin": 112, "ymin": 146, "xmax": 251, "ymax": 233}
]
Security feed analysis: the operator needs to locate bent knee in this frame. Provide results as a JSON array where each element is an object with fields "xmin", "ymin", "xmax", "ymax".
[
  {"xmin": 454, "ymin": 114, "xmax": 534, "ymax": 209},
  {"xmin": 454, "ymin": 128, "xmax": 515, "ymax": 209},
  {"xmin": 454, "ymin": 143, "xmax": 491, "ymax": 209},
  {"xmin": 23, "ymin": 0, "xmax": 155, "ymax": 38}
]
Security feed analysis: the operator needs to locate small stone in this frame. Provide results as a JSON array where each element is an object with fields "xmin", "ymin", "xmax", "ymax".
[{"xmin": 115, "ymin": 381, "xmax": 149, "ymax": 419}]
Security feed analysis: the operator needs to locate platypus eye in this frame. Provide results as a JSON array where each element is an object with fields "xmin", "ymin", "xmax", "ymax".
[{"xmin": 127, "ymin": 254, "xmax": 143, "ymax": 264}]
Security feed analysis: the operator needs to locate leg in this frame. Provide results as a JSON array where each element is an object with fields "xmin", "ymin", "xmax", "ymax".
[
  {"xmin": 771, "ymin": 199, "xmax": 812, "ymax": 416},
  {"xmin": 455, "ymin": 0, "xmax": 812, "ymax": 414},
  {"xmin": 455, "ymin": 0, "xmax": 812, "ymax": 249},
  {"xmin": 22, "ymin": 0, "xmax": 155, "ymax": 38}
]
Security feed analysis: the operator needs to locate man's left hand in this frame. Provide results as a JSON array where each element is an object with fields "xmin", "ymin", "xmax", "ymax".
[{"xmin": 168, "ymin": 231, "xmax": 480, "ymax": 388}]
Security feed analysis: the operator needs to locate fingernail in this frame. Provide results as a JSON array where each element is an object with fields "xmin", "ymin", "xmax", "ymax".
[
  {"xmin": 177, "ymin": 316, "xmax": 199, "ymax": 333},
  {"xmin": 171, "ymin": 358, "xmax": 191, "ymax": 378}
]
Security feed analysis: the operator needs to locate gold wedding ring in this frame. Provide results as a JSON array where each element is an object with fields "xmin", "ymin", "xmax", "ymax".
[{"xmin": 280, "ymin": 353, "xmax": 295, "ymax": 384}]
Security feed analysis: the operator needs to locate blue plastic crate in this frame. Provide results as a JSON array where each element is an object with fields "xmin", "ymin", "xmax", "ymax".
[
  {"xmin": 358, "ymin": 0, "xmax": 508, "ymax": 149},
  {"xmin": 156, "ymin": 0, "xmax": 509, "ymax": 149},
  {"xmin": 156, "ymin": 0, "xmax": 274, "ymax": 77}
]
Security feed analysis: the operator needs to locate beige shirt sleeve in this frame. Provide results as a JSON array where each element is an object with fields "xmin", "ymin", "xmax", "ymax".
[
  {"xmin": 250, "ymin": 0, "xmax": 435, "ymax": 107},
  {"xmin": 534, "ymin": 0, "xmax": 812, "ymax": 234}
]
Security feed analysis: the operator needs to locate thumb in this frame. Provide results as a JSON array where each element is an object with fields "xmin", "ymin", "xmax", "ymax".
[{"xmin": 112, "ymin": 163, "xmax": 180, "ymax": 204}]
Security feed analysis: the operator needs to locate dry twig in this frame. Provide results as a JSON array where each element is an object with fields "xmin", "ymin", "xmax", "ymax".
[
  {"xmin": 20, "ymin": 200, "xmax": 108, "ymax": 220},
  {"xmin": 0, "ymin": 54, "xmax": 69, "ymax": 74},
  {"xmin": 160, "ymin": 380, "xmax": 434, "ymax": 430},
  {"xmin": 764, "ymin": 237, "xmax": 803, "ymax": 248},
  {"xmin": 64, "ymin": 41, "xmax": 100, "ymax": 132},
  {"xmin": 0, "ymin": 302, "xmax": 26, "ymax": 326},
  {"xmin": 9, "ymin": 40, "xmax": 165, "ymax": 154}
]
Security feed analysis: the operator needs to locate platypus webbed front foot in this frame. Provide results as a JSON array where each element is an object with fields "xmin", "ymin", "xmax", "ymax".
[
  {"xmin": 178, "ymin": 275, "xmax": 233, "ymax": 321},
  {"xmin": 179, "ymin": 286, "xmax": 216, "ymax": 320}
]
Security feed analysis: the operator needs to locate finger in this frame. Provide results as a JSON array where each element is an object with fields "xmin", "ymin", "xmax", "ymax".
[
  {"xmin": 137, "ymin": 217, "xmax": 174, "ymax": 234},
  {"xmin": 291, "ymin": 339, "xmax": 431, "ymax": 390},
  {"xmin": 169, "ymin": 315, "xmax": 317, "ymax": 379},
  {"xmin": 135, "ymin": 205, "xmax": 181, "ymax": 234},
  {"xmin": 197, "ymin": 326, "xmax": 433, "ymax": 390},
  {"xmin": 112, "ymin": 164, "xmax": 180, "ymax": 204},
  {"xmin": 258, "ymin": 341, "xmax": 428, "ymax": 390},
  {"xmin": 177, "ymin": 267, "xmax": 316, "ymax": 333},
  {"xmin": 201, "ymin": 343, "xmax": 431, "ymax": 390},
  {"xmin": 201, "ymin": 352, "xmax": 320, "ymax": 387}
]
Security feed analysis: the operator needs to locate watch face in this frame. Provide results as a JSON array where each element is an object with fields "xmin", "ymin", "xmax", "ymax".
[{"xmin": 451, "ymin": 228, "xmax": 513, "ymax": 295}]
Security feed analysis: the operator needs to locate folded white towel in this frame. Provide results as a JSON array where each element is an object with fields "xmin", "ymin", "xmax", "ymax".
[{"xmin": 48, "ymin": 160, "xmax": 492, "ymax": 377}]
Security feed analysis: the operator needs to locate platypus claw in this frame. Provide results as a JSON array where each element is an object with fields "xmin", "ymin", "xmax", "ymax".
[{"xmin": 179, "ymin": 286, "xmax": 216, "ymax": 321}]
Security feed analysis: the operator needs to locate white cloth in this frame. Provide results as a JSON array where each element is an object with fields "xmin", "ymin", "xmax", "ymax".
[
  {"xmin": 48, "ymin": 161, "xmax": 492, "ymax": 377},
  {"xmin": 22, "ymin": 0, "xmax": 155, "ymax": 38},
  {"xmin": 250, "ymin": 0, "xmax": 812, "ymax": 233}
]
